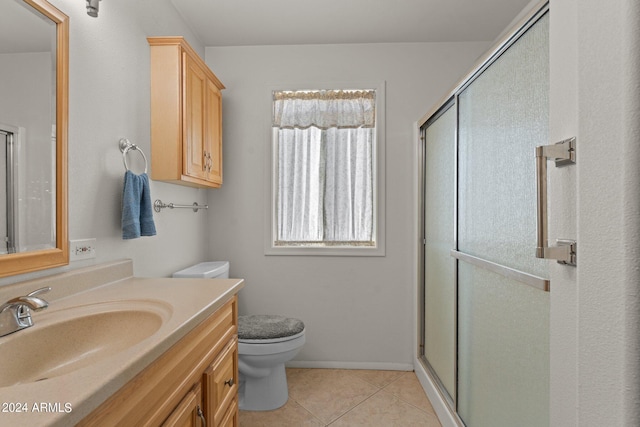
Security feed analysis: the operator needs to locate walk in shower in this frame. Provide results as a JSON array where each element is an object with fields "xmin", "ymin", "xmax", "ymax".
[{"xmin": 418, "ymin": 4, "xmax": 550, "ymax": 426}]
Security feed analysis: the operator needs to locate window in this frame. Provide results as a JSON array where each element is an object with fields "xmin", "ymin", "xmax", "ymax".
[{"xmin": 266, "ymin": 86, "xmax": 385, "ymax": 255}]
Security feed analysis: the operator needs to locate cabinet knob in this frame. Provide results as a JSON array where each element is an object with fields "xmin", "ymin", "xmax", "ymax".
[{"xmin": 224, "ymin": 378, "xmax": 234, "ymax": 387}]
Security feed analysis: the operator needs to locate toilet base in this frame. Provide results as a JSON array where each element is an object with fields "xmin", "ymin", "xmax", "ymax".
[{"xmin": 238, "ymin": 363, "xmax": 288, "ymax": 411}]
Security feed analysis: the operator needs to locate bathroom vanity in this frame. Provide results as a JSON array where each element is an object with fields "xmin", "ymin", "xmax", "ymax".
[
  {"xmin": 79, "ymin": 297, "xmax": 239, "ymax": 426},
  {"xmin": 0, "ymin": 260, "xmax": 243, "ymax": 426}
]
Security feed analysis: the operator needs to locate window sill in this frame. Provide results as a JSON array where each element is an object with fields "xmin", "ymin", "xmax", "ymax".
[{"xmin": 264, "ymin": 245, "xmax": 385, "ymax": 257}]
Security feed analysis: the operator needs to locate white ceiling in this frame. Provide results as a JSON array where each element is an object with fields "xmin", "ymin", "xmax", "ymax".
[{"xmin": 170, "ymin": 0, "xmax": 534, "ymax": 47}]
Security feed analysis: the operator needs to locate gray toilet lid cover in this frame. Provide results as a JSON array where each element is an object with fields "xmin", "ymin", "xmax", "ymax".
[{"xmin": 238, "ymin": 315, "xmax": 305, "ymax": 340}]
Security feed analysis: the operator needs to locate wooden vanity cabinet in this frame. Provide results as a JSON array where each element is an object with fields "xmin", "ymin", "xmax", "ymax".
[
  {"xmin": 203, "ymin": 338, "xmax": 238, "ymax": 426},
  {"xmin": 79, "ymin": 296, "xmax": 239, "ymax": 427},
  {"xmin": 162, "ymin": 383, "xmax": 204, "ymax": 427},
  {"xmin": 148, "ymin": 36, "xmax": 224, "ymax": 188}
]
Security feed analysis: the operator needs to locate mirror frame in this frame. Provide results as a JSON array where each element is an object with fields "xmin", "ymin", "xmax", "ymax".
[{"xmin": 0, "ymin": 0, "xmax": 68, "ymax": 278}]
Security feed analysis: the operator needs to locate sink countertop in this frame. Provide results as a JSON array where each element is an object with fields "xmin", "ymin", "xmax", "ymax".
[{"xmin": 0, "ymin": 260, "xmax": 244, "ymax": 427}]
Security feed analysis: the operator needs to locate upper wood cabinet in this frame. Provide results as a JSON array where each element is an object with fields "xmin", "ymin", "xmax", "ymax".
[{"xmin": 148, "ymin": 37, "xmax": 224, "ymax": 188}]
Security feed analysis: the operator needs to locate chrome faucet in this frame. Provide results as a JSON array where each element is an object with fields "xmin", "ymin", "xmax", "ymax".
[{"xmin": 0, "ymin": 287, "xmax": 50, "ymax": 337}]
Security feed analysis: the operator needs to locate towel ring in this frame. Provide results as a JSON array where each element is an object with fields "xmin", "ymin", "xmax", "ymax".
[{"xmin": 119, "ymin": 138, "xmax": 148, "ymax": 174}]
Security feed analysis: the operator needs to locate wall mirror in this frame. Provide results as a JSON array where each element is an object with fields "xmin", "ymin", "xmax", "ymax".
[{"xmin": 0, "ymin": 0, "xmax": 68, "ymax": 277}]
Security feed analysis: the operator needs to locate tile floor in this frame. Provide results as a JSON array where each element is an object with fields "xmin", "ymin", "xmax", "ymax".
[{"xmin": 239, "ymin": 368, "xmax": 442, "ymax": 426}]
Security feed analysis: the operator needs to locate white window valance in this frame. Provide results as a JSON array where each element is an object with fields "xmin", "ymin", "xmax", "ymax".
[{"xmin": 273, "ymin": 90, "xmax": 376, "ymax": 130}]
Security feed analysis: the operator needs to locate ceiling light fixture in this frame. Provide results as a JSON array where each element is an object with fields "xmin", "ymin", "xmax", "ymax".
[{"xmin": 86, "ymin": 0, "xmax": 101, "ymax": 18}]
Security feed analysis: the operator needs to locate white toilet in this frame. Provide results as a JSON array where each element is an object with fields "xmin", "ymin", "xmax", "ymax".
[{"xmin": 173, "ymin": 261, "xmax": 305, "ymax": 411}]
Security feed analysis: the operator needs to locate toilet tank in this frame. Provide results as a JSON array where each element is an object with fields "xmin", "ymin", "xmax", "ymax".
[{"xmin": 172, "ymin": 261, "xmax": 229, "ymax": 279}]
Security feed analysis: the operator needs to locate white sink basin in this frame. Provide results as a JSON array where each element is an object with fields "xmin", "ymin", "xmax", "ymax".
[{"xmin": 0, "ymin": 300, "xmax": 171, "ymax": 387}]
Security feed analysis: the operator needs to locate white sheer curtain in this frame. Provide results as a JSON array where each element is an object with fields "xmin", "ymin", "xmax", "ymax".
[{"xmin": 274, "ymin": 90, "xmax": 375, "ymax": 245}]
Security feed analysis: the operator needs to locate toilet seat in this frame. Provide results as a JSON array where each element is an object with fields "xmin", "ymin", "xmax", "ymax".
[
  {"xmin": 238, "ymin": 329, "xmax": 305, "ymax": 355},
  {"xmin": 238, "ymin": 314, "xmax": 305, "ymax": 340},
  {"xmin": 239, "ymin": 330, "xmax": 305, "ymax": 344},
  {"xmin": 238, "ymin": 315, "xmax": 306, "ymax": 357}
]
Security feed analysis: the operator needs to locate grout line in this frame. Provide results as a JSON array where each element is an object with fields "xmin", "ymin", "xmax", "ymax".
[
  {"xmin": 287, "ymin": 397, "xmax": 326, "ymax": 425},
  {"xmin": 323, "ymin": 373, "xmax": 384, "ymax": 425},
  {"xmin": 397, "ymin": 398, "xmax": 442, "ymax": 420},
  {"xmin": 323, "ymin": 387, "xmax": 381, "ymax": 425},
  {"xmin": 325, "ymin": 388, "xmax": 387, "ymax": 426},
  {"xmin": 381, "ymin": 372, "xmax": 441, "ymax": 418},
  {"xmin": 328, "ymin": 386, "xmax": 442, "ymax": 427},
  {"xmin": 349, "ymin": 372, "xmax": 405, "ymax": 389},
  {"xmin": 289, "ymin": 369, "xmax": 387, "ymax": 425},
  {"xmin": 241, "ymin": 369, "xmax": 441, "ymax": 426},
  {"xmin": 289, "ymin": 398, "xmax": 326, "ymax": 426}
]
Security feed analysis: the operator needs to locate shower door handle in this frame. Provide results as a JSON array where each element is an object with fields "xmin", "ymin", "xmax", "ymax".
[{"xmin": 535, "ymin": 137, "xmax": 577, "ymax": 266}]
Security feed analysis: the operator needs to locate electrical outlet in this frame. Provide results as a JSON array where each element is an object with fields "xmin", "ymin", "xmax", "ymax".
[{"xmin": 70, "ymin": 238, "xmax": 96, "ymax": 261}]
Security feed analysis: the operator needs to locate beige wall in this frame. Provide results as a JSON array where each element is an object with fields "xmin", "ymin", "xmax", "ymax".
[
  {"xmin": 551, "ymin": 0, "xmax": 640, "ymax": 425},
  {"xmin": 204, "ymin": 42, "xmax": 489, "ymax": 367},
  {"xmin": 1, "ymin": 0, "xmax": 638, "ymax": 423},
  {"xmin": 0, "ymin": 0, "xmax": 212, "ymax": 286},
  {"xmin": 0, "ymin": 0, "xmax": 491, "ymax": 369}
]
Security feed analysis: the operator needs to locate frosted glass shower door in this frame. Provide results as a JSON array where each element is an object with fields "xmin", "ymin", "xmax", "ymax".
[
  {"xmin": 457, "ymin": 12, "xmax": 550, "ymax": 427},
  {"xmin": 0, "ymin": 131, "xmax": 7, "ymax": 254},
  {"xmin": 423, "ymin": 105, "xmax": 456, "ymax": 400}
]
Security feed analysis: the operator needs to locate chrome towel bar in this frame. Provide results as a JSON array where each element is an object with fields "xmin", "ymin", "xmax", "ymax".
[{"xmin": 153, "ymin": 199, "xmax": 208, "ymax": 213}]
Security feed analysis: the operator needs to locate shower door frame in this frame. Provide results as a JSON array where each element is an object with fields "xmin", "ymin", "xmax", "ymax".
[
  {"xmin": 0, "ymin": 124, "xmax": 21, "ymax": 255},
  {"xmin": 416, "ymin": 1, "xmax": 550, "ymax": 425},
  {"xmin": 418, "ymin": 98, "xmax": 458, "ymax": 412}
]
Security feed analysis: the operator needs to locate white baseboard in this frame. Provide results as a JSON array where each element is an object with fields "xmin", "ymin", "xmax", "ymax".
[
  {"xmin": 286, "ymin": 360, "xmax": 414, "ymax": 371},
  {"xmin": 414, "ymin": 358, "xmax": 461, "ymax": 427}
]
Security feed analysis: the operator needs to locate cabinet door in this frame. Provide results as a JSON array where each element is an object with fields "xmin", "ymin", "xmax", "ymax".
[
  {"xmin": 162, "ymin": 383, "xmax": 205, "ymax": 427},
  {"xmin": 183, "ymin": 52, "xmax": 208, "ymax": 181},
  {"xmin": 206, "ymin": 79, "xmax": 223, "ymax": 185},
  {"xmin": 203, "ymin": 338, "xmax": 238, "ymax": 426},
  {"xmin": 219, "ymin": 399, "xmax": 238, "ymax": 427}
]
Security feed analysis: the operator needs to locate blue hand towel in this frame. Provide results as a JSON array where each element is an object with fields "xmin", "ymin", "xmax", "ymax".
[{"xmin": 122, "ymin": 171, "xmax": 157, "ymax": 239}]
